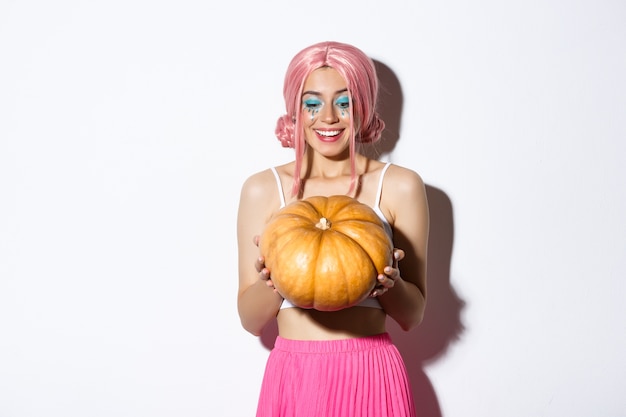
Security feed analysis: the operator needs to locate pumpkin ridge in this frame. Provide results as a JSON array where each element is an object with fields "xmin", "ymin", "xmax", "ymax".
[
  {"xmin": 329, "ymin": 198, "xmax": 378, "ymax": 219},
  {"xmin": 298, "ymin": 197, "xmax": 327, "ymax": 217},
  {"xmin": 331, "ymin": 221, "xmax": 393, "ymax": 273},
  {"xmin": 327, "ymin": 229, "xmax": 381, "ymax": 279},
  {"xmin": 313, "ymin": 232, "xmax": 356, "ymax": 308},
  {"xmin": 277, "ymin": 231, "xmax": 324, "ymax": 307}
]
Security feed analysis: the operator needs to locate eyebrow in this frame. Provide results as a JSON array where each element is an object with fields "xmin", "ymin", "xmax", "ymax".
[{"xmin": 302, "ymin": 88, "xmax": 349, "ymax": 96}]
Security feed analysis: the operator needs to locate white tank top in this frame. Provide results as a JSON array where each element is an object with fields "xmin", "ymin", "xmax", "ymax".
[{"xmin": 270, "ymin": 162, "xmax": 393, "ymax": 310}]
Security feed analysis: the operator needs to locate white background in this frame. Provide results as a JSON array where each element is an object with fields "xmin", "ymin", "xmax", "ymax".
[{"xmin": 1, "ymin": 1, "xmax": 625, "ymax": 416}]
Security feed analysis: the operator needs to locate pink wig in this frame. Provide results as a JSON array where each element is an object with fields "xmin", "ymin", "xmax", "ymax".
[{"xmin": 275, "ymin": 41, "xmax": 385, "ymax": 197}]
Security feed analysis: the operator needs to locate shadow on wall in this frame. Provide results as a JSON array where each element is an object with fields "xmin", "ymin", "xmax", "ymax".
[
  {"xmin": 388, "ymin": 184, "xmax": 465, "ymax": 417},
  {"xmin": 359, "ymin": 60, "xmax": 403, "ymax": 159},
  {"xmin": 259, "ymin": 59, "xmax": 465, "ymax": 417}
]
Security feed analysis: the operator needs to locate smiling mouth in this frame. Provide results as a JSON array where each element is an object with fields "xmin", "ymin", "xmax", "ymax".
[{"xmin": 315, "ymin": 129, "xmax": 343, "ymax": 139}]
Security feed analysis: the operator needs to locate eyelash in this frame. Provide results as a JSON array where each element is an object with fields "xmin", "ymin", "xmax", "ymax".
[
  {"xmin": 302, "ymin": 97, "xmax": 350, "ymax": 110},
  {"xmin": 303, "ymin": 99, "xmax": 323, "ymax": 110},
  {"xmin": 335, "ymin": 96, "xmax": 350, "ymax": 109}
]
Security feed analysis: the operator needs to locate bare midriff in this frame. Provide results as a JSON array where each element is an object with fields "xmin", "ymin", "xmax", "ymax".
[{"xmin": 276, "ymin": 306, "xmax": 387, "ymax": 340}]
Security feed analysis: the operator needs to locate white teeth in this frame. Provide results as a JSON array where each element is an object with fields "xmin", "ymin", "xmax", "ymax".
[{"xmin": 316, "ymin": 130, "xmax": 341, "ymax": 137}]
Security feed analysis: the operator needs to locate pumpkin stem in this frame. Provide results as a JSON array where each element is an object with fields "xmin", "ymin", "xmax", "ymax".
[{"xmin": 315, "ymin": 217, "xmax": 331, "ymax": 230}]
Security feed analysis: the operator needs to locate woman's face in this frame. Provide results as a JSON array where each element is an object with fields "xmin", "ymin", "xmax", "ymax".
[{"xmin": 300, "ymin": 67, "xmax": 352, "ymax": 158}]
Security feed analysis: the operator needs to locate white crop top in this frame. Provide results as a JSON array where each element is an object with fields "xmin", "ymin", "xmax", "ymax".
[{"xmin": 270, "ymin": 162, "xmax": 393, "ymax": 310}]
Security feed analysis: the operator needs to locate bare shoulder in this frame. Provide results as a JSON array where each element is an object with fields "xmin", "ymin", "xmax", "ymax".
[
  {"xmin": 386, "ymin": 164, "xmax": 426, "ymax": 195},
  {"xmin": 240, "ymin": 169, "xmax": 273, "ymax": 196},
  {"xmin": 241, "ymin": 162, "xmax": 293, "ymax": 193},
  {"xmin": 238, "ymin": 163, "xmax": 296, "ymax": 225},
  {"xmin": 239, "ymin": 168, "xmax": 279, "ymax": 213},
  {"xmin": 379, "ymin": 164, "xmax": 428, "ymax": 223}
]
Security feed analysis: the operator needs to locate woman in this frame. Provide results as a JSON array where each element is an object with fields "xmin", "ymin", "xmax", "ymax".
[{"xmin": 237, "ymin": 41, "xmax": 429, "ymax": 417}]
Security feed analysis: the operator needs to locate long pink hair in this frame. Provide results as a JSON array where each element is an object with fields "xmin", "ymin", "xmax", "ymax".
[{"xmin": 275, "ymin": 41, "xmax": 385, "ymax": 197}]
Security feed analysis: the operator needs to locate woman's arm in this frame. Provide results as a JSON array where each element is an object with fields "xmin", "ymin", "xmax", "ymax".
[
  {"xmin": 236, "ymin": 171, "xmax": 283, "ymax": 336},
  {"xmin": 376, "ymin": 166, "xmax": 430, "ymax": 331}
]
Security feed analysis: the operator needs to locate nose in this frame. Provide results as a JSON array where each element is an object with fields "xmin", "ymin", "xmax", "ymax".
[{"xmin": 319, "ymin": 103, "xmax": 339, "ymax": 124}]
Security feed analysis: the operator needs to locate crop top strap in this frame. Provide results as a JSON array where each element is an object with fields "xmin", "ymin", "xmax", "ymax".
[
  {"xmin": 374, "ymin": 162, "xmax": 393, "ymax": 238},
  {"xmin": 374, "ymin": 162, "xmax": 391, "ymax": 208},
  {"xmin": 270, "ymin": 167, "xmax": 286, "ymax": 208},
  {"xmin": 375, "ymin": 162, "xmax": 392, "ymax": 211}
]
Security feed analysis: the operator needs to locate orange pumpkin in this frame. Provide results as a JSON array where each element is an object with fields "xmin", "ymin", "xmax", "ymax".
[{"xmin": 260, "ymin": 195, "xmax": 393, "ymax": 311}]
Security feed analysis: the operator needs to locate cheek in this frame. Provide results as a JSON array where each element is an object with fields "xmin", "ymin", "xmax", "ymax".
[{"xmin": 302, "ymin": 106, "xmax": 319, "ymax": 122}]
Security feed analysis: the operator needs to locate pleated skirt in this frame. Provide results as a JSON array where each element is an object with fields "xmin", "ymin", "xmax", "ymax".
[{"xmin": 256, "ymin": 333, "xmax": 415, "ymax": 417}]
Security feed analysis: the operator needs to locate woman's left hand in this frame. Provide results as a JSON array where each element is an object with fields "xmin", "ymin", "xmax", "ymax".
[{"xmin": 370, "ymin": 248, "xmax": 405, "ymax": 297}]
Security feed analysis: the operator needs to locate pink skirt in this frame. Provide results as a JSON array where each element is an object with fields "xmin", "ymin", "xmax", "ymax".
[{"xmin": 256, "ymin": 333, "xmax": 415, "ymax": 417}]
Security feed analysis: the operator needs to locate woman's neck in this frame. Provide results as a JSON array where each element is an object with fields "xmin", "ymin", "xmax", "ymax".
[{"xmin": 300, "ymin": 152, "xmax": 366, "ymax": 179}]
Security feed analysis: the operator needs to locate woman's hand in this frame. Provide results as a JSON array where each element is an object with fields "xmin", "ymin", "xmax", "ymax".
[
  {"xmin": 253, "ymin": 235, "xmax": 278, "ymax": 291},
  {"xmin": 370, "ymin": 248, "xmax": 405, "ymax": 297}
]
